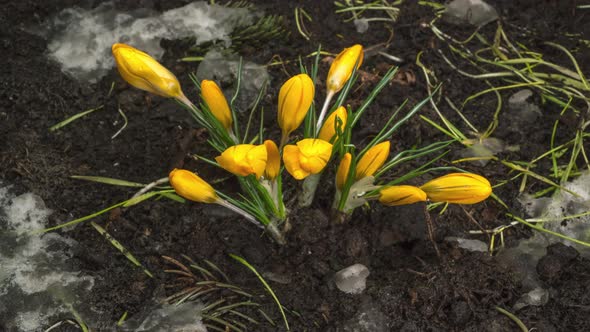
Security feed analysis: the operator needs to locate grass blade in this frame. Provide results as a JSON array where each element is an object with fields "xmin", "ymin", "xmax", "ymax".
[{"xmin": 230, "ymin": 254, "xmax": 289, "ymax": 331}]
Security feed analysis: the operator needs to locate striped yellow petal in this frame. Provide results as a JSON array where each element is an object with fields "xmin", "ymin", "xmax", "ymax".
[
  {"xmin": 201, "ymin": 80, "xmax": 232, "ymax": 130},
  {"xmin": 327, "ymin": 44, "xmax": 363, "ymax": 94},
  {"xmin": 420, "ymin": 173, "xmax": 492, "ymax": 204},
  {"xmin": 215, "ymin": 144, "xmax": 268, "ymax": 179},
  {"xmin": 379, "ymin": 185, "xmax": 427, "ymax": 206},
  {"xmin": 356, "ymin": 141, "xmax": 390, "ymax": 180},
  {"xmin": 169, "ymin": 169, "xmax": 218, "ymax": 203},
  {"xmin": 112, "ymin": 43, "xmax": 184, "ymax": 99}
]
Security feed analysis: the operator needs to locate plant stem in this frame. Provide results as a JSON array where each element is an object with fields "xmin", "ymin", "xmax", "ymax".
[
  {"xmin": 265, "ymin": 220, "xmax": 286, "ymax": 245},
  {"xmin": 176, "ymin": 93, "xmax": 196, "ymax": 110},
  {"xmin": 315, "ymin": 90, "xmax": 335, "ymax": 135},
  {"xmin": 279, "ymin": 133, "xmax": 289, "ymax": 150},
  {"xmin": 217, "ymin": 199, "xmax": 262, "ymax": 228},
  {"xmin": 131, "ymin": 177, "xmax": 169, "ymax": 199},
  {"xmin": 298, "ymin": 173, "xmax": 321, "ymax": 207},
  {"xmin": 217, "ymin": 200, "xmax": 286, "ymax": 245}
]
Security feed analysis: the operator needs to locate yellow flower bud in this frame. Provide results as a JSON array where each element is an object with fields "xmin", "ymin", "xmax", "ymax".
[
  {"xmin": 355, "ymin": 141, "xmax": 390, "ymax": 180},
  {"xmin": 169, "ymin": 169, "xmax": 218, "ymax": 203},
  {"xmin": 283, "ymin": 139, "xmax": 333, "ymax": 180},
  {"xmin": 201, "ymin": 80, "xmax": 232, "ymax": 130},
  {"xmin": 215, "ymin": 144, "xmax": 268, "ymax": 179},
  {"xmin": 264, "ymin": 140, "xmax": 280, "ymax": 181},
  {"xmin": 112, "ymin": 43, "xmax": 185, "ymax": 99},
  {"xmin": 278, "ymin": 74, "xmax": 315, "ymax": 138},
  {"xmin": 327, "ymin": 44, "xmax": 363, "ymax": 94},
  {"xmin": 335, "ymin": 153, "xmax": 352, "ymax": 190},
  {"xmin": 318, "ymin": 106, "xmax": 347, "ymax": 143},
  {"xmin": 420, "ymin": 173, "xmax": 492, "ymax": 204},
  {"xmin": 379, "ymin": 185, "xmax": 427, "ymax": 206}
]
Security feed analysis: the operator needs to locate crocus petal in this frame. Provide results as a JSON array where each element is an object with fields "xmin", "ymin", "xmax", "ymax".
[
  {"xmin": 335, "ymin": 153, "xmax": 352, "ymax": 190},
  {"xmin": 201, "ymin": 80, "xmax": 232, "ymax": 130},
  {"xmin": 278, "ymin": 74, "xmax": 315, "ymax": 137},
  {"xmin": 318, "ymin": 106, "xmax": 348, "ymax": 143},
  {"xmin": 327, "ymin": 44, "xmax": 363, "ymax": 94},
  {"xmin": 283, "ymin": 145, "xmax": 310, "ymax": 180},
  {"xmin": 356, "ymin": 141, "xmax": 390, "ymax": 180},
  {"xmin": 379, "ymin": 185, "xmax": 427, "ymax": 206},
  {"xmin": 112, "ymin": 43, "xmax": 184, "ymax": 99},
  {"xmin": 283, "ymin": 139, "xmax": 332, "ymax": 180},
  {"xmin": 264, "ymin": 140, "xmax": 280, "ymax": 180},
  {"xmin": 169, "ymin": 169, "xmax": 218, "ymax": 203},
  {"xmin": 420, "ymin": 173, "xmax": 492, "ymax": 204},
  {"xmin": 296, "ymin": 139, "xmax": 333, "ymax": 174},
  {"xmin": 215, "ymin": 144, "xmax": 268, "ymax": 179}
]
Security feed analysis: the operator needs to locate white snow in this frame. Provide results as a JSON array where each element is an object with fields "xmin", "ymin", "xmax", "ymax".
[
  {"xmin": 40, "ymin": 1, "xmax": 256, "ymax": 82},
  {"xmin": 0, "ymin": 184, "xmax": 94, "ymax": 331},
  {"xmin": 334, "ymin": 264, "xmax": 370, "ymax": 294}
]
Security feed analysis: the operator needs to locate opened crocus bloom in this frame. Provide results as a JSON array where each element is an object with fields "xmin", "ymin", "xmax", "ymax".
[
  {"xmin": 169, "ymin": 169, "xmax": 218, "ymax": 203},
  {"xmin": 201, "ymin": 80, "xmax": 232, "ymax": 130},
  {"xmin": 112, "ymin": 43, "xmax": 186, "ymax": 100},
  {"xmin": 318, "ymin": 106, "xmax": 347, "ymax": 143},
  {"xmin": 327, "ymin": 44, "xmax": 363, "ymax": 94},
  {"xmin": 215, "ymin": 144, "xmax": 268, "ymax": 179},
  {"xmin": 355, "ymin": 141, "xmax": 390, "ymax": 180},
  {"xmin": 379, "ymin": 185, "xmax": 427, "ymax": 206},
  {"xmin": 283, "ymin": 139, "xmax": 333, "ymax": 180},
  {"xmin": 264, "ymin": 140, "xmax": 280, "ymax": 181},
  {"xmin": 420, "ymin": 173, "xmax": 492, "ymax": 204},
  {"xmin": 335, "ymin": 152, "xmax": 352, "ymax": 190},
  {"xmin": 277, "ymin": 74, "xmax": 315, "ymax": 141}
]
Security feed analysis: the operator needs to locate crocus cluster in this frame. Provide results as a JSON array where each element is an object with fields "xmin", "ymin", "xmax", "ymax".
[
  {"xmin": 111, "ymin": 42, "xmax": 493, "ymax": 244},
  {"xmin": 379, "ymin": 173, "xmax": 492, "ymax": 206}
]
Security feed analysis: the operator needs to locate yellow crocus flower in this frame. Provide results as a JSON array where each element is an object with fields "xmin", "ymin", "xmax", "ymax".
[
  {"xmin": 283, "ymin": 139, "xmax": 333, "ymax": 180},
  {"xmin": 420, "ymin": 173, "xmax": 492, "ymax": 204},
  {"xmin": 318, "ymin": 106, "xmax": 347, "ymax": 143},
  {"xmin": 215, "ymin": 144, "xmax": 268, "ymax": 179},
  {"xmin": 169, "ymin": 169, "xmax": 218, "ymax": 203},
  {"xmin": 327, "ymin": 44, "xmax": 363, "ymax": 94},
  {"xmin": 379, "ymin": 185, "xmax": 427, "ymax": 206},
  {"xmin": 111, "ymin": 43, "xmax": 186, "ymax": 100},
  {"xmin": 277, "ymin": 74, "xmax": 315, "ymax": 143},
  {"xmin": 355, "ymin": 141, "xmax": 390, "ymax": 180},
  {"xmin": 264, "ymin": 140, "xmax": 280, "ymax": 181},
  {"xmin": 335, "ymin": 153, "xmax": 352, "ymax": 190},
  {"xmin": 201, "ymin": 80, "xmax": 232, "ymax": 130}
]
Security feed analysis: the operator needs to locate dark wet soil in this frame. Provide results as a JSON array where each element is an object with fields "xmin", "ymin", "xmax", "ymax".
[{"xmin": 1, "ymin": 0, "xmax": 590, "ymax": 331}]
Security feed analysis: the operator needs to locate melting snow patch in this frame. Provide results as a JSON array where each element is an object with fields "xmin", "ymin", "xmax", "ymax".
[
  {"xmin": 0, "ymin": 184, "xmax": 95, "ymax": 331},
  {"xmin": 195, "ymin": 49, "xmax": 269, "ymax": 112},
  {"xmin": 445, "ymin": 237, "xmax": 488, "ymax": 252},
  {"xmin": 334, "ymin": 264, "xmax": 370, "ymax": 294},
  {"xmin": 119, "ymin": 302, "xmax": 206, "ymax": 332},
  {"xmin": 38, "ymin": 1, "xmax": 256, "ymax": 82},
  {"xmin": 443, "ymin": 0, "xmax": 498, "ymax": 27},
  {"xmin": 518, "ymin": 171, "xmax": 590, "ymax": 256}
]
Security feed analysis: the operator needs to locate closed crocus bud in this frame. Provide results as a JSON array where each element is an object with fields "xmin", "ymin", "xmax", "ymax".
[
  {"xmin": 355, "ymin": 141, "xmax": 390, "ymax": 180},
  {"xmin": 327, "ymin": 44, "xmax": 363, "ymax": 94},
  {"xmin": 318, "ymin": 106, "xmax": 347, "ymax": 143},
  {"xmin": 201, "ymin": 80, "xmax": 232, "ymax": 130},
  {"xmin": 215, "ymin": 144, "xmax": 268, "ymax": 179},
  {"xmin": 112, "ymin": 43, "xmax": 185, "ymax": 99},
  {"xmin": 278, "ymin": 74, "xmax": 315, "ymax": 139},
  {"xmin": 169, "ymin": 169, "xmax": 218, "ymax": 203},
  {"xmin": 335, "ymin": 153, "xmax": 352, "ymax": 190},
  {"xmin": 264, "ymin": 140, "xmax": 280, "ymax": 181},
  {"xmin": 283, "ymin": 139, "xmax": 333, "ymax": 180},
  {"xmin": 379, "ymin": 185, "xmax": 427, "ymax": 206},
  {"xmin": 420, "ymin": 173, "xmax": 492, "ymax": 204}
]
